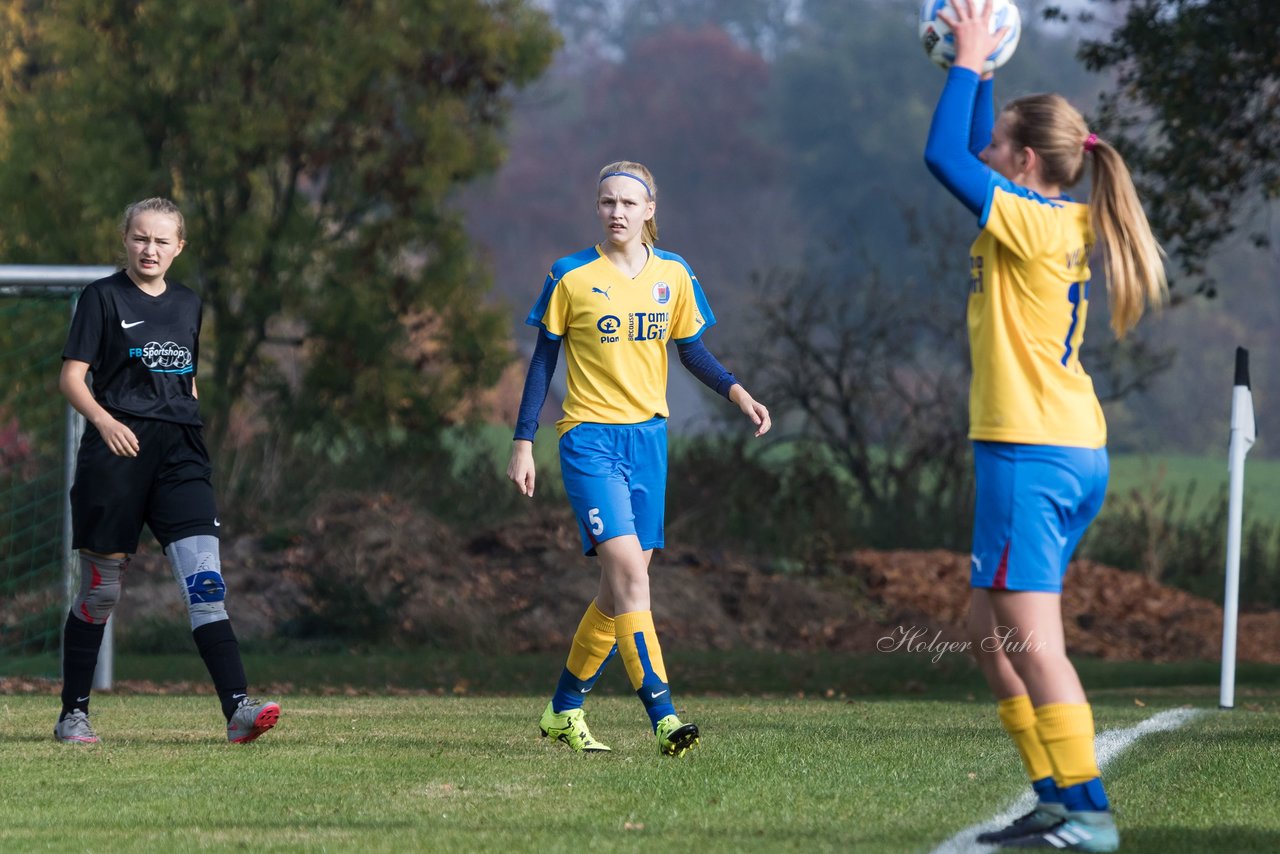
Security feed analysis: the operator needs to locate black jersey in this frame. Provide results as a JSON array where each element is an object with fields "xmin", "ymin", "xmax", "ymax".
[{"xmin": 63, "ymin": 270, "xmax": 203, "ymax": 425}]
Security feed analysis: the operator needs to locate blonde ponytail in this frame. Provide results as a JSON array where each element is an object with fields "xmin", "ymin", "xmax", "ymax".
[
  {"xmin": 1002, "ymin": 95, "xmax": 1167, "ymax": 338},
  {"xmin": 1087, "ymin": 140, "xmax": 1167, "ymax": 337}
]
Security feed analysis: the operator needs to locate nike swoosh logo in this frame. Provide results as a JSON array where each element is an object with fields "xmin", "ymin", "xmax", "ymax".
[
  {"xmin": 76, "ymin": 696, "xmax": 90, "ymax": 703},
  {"xmin": 213, "ymin": 518, "xmax": 221, "ymax": 527},
  {"xmin": 579, "ymin": 688, "xmax": 590, "ymax": 693},
  {"xmin": 650, "ymin": 690, "xmax": 668, "ymax": 699},
  {"xmin": 121, "ymin": 320, "xmax": 145, "ymax": 328}
]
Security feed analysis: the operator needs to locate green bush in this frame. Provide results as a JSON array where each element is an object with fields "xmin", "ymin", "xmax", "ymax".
[
  {"xmin": 666, "ymin": 436, "xmax": 973, "ymax": 565},
  {"xmin": 1081, "ymin": 480, "xmax": 1280, "ymax": 608}
]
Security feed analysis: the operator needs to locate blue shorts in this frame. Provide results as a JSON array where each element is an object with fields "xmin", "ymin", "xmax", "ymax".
[
  {"xmin": 970, "ymin": 441, "xmax": 1108, "ymax": 593},
  {"xmin": 559, "ymin": 417, "xmax": 667, "ymax": 556}
]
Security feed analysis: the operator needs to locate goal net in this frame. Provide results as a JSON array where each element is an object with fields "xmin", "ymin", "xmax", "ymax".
[{"xmin": 1, "ymin": 266, "xmax": 114, "ymax": 678}]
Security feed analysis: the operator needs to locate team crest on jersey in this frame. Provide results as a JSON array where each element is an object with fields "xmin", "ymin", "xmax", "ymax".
[{"xmin": 651, "ymin": 282, "xmax": 670, "ymax": 305}]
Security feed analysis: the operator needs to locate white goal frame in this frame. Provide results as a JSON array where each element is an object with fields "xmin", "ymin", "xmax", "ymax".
[{"xmin": 1, "ymin": 264, "xmax": 117, "ymax": 689}]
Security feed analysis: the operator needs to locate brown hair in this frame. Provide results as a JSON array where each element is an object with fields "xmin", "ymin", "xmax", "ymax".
[
  {"xmin": 121, "ymin": 197, "xmax": 186, "ymax": 242},
  {"xmin": 1002, "ymin": 94, "xmax": 1166, "ymax": 337},
  {"xmin": 597, "ymin": 160, "xmax": 658, "ymax": 245}
]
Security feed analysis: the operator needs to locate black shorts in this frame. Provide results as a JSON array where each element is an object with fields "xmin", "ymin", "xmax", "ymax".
[{"xmin": 70, "ymin": 416, "xmax": 220, "ymax": 553}]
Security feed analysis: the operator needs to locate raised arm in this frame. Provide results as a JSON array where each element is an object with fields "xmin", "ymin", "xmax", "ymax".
[
  {"xmin": 923, "ymin": 67, "xmax": 993, "ymax": 217},
  {"xmin": 970, "ymin": 76, "xmax": 994, "ymax": 157}
]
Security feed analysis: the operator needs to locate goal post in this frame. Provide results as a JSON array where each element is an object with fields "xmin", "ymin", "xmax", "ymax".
[{"xmin": 1, "ymin": 265, "xmax": 116, "ymax": 687}]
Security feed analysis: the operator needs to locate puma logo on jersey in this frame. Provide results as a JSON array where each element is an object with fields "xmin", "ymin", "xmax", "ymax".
[
  {"xmin": 121, "ymin": 319, "xmax": 145, "ymax": 329},
  {"xmin": 591, "ymin": 286, "xmax": 611, "ymax": 300}
]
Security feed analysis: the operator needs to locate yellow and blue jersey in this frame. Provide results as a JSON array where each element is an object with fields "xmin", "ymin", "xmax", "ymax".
[
  {"xmin": 968, "ymin": 181, "xmax": 1104, "ymax": 448},
  {"xmin": 925, "ymin": 68, "xmax": 1106, "ymax": 449},
  {"xmin": 526, "ymin": 244, "xmax": 715, "ymax": 435}
]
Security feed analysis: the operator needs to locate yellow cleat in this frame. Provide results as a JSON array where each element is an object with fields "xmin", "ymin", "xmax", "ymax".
[
  {"xmin": 655, "ymin": 714, "xmax": 699, "ymax": 757},
  {"xmin": 538, "ymin": 701, "xmax": 611, "ymax": 753}
]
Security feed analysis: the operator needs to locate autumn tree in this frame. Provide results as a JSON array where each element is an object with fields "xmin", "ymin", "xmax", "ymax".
[
  {"xmin": 462, "ymin": 21, "xmax": 791, "ymax": 343},
  {"xmin": 0, "ymin": 0, "xmax": 557, "ymax": 461}
]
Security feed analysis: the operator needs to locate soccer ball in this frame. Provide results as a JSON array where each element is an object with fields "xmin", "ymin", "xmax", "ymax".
[{"xmin": 919, "ymin": 0, "xmax": 1022, "ymax": 73}]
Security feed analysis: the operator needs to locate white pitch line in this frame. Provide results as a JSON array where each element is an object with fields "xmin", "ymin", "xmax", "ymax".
[{"xmin": 929, "ymin": 707, "xmax": 1204, "ymax": 854}]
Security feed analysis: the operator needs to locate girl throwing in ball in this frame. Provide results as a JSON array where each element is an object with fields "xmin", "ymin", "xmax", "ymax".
[{"xmin": 923, "ymin": 2, "xmax": 1165, "ymax": 849}]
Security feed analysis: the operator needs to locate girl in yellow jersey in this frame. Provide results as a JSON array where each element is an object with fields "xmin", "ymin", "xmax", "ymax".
[
  {"xmin": 507, "ymin": 160, "xmax": 771, "ymax": 756},
  {"xmin": 924, "ymin": 2, "xmax": 1166, "ymax": 850}
]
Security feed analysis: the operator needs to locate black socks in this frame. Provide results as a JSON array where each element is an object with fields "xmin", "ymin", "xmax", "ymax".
[
  {"xmin": 60, "ymin": 611, "xmax": 107, "ymax": 719},
  {"xmin": 192, "ymin": 619, "xmax": 249, "ymax": 721}
]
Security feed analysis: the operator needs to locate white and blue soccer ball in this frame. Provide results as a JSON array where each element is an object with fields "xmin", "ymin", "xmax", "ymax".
[{"xmin": 919, "ymin": 0, "xmax": 1022, "ymax": 73}]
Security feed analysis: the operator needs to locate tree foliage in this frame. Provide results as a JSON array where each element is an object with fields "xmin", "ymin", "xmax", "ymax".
[
  {"xmin": 545, "ymin": 0, "xmax": 796, "ymax": 59},
  {"xmin": 1072, "ymin": 0, "xmax": 1280, "ymax": 291},
  {"xmin": 461, "ymin": 20, "xmax": 790, "ymax": 343},
  {"xmin": 0, "ymin": 0, "xmax": 557, "ymax": 453},
  {"xmin": 767, "ymin": 0, "xmax": 1100, "ymax": 284}
]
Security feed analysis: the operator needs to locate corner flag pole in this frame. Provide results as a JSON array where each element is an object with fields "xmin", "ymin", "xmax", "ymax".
[{"xmin": 1220, "ymin": 347, "xmax": 1256, "ymax": 710}]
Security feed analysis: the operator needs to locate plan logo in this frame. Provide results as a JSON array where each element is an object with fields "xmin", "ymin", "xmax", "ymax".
[{"xmin": 597, "ymin": 315, "xmax": 621, "ymax": 343}]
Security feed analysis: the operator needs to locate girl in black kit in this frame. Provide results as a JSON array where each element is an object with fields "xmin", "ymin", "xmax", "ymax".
[{"xmin": 55, "ymin": 198, "xmax": 279, "ymax": 744}]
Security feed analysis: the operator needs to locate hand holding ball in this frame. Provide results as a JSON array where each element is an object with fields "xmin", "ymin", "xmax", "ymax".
[{"xmin": 920, "ymin": 0, "xmax": 1021, "ymax": 73}]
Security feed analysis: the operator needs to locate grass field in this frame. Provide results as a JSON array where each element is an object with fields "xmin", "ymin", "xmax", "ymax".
[
  {"xmin": 1107, "ymin": 453, "xmax": 1280, "ymax": 520},
  {"xmin": 4, "ymin": 655, "xmax": 1279, "ymax": 852},
  {"xmin": 8, "ymin": 649, "xmax": 1280, "ymax": 699}
]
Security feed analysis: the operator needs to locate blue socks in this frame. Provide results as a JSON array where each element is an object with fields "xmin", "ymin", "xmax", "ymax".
[{"xmin": 551, "ymin": 645, "xmax": 616, "ymax": 713}]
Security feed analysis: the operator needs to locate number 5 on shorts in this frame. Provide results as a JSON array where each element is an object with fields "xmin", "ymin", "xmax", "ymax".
[{"xmin": 588, "ymin": 507, "xmax": 604, "ymax": 536}]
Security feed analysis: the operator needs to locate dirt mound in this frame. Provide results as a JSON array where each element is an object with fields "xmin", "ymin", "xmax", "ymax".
[
  {"xmin": 852, "ymin": 550, "xmax": 1280, "ymax": 663},
  {"xmin": 96, "ymin": 495, "xmax": 1280, "ymax": 663}
]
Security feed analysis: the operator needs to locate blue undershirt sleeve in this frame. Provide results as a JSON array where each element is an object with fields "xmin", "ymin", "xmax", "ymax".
[
  {"xmin": 924, "ymin": 67, "xmax": 994, "ymax": 218},
  {"xmin": 970, "ymin": 76, "xmax": 994, "ymax": 156},
  {"xmin": 677, "ymin": 338, "xmax": 738, "ymax": 399},
  {"xmin": 513, "ymin": 329, "xmax": 561, "ymax": 442}
]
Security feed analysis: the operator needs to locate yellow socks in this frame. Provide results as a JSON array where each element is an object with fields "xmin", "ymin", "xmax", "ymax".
[
  {"xmin": 551, "ymin": 601, "xmax": 617, "ymax": 713},
  {"xmin": 615, "ymin": 610, "xmax": 675, "ymax": 728},
  {"xmin": 997, "ymin": 694, "xmax": 1055, "ymax": 783},
  {"xmin": 615, "ymin": 610, "xmax": 668, "ymax": 689},
  {"xmin": 1035, "ymin": 702, "xmax": 1101, "ymax": 787},
  {"xmin": 566, "ymin": 600, "xmax": 616, "ymax": 680}
]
